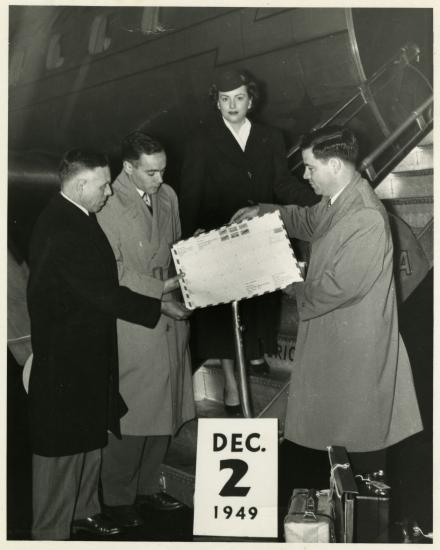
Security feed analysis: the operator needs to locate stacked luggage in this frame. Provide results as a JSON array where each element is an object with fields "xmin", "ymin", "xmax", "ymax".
[{"xmin": 284, "ymin": 446, "xmax": 390, "ymax": 543}]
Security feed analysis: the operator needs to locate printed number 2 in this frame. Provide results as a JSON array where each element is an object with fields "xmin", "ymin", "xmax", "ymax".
[{"xmin": 219, "ymin": 459, "xmax": 250, "ymax": 497}]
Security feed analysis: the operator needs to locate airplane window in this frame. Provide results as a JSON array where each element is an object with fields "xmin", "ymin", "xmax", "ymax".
[
  {"xmin": 89, "ymin": 14, "xmax": 112, "ymax": 54},
  {"xmin": 10, "ymin": 49, "xmax": 26, "ymax": 85},
  {"xmin": 46, "ymin": 34, "xmax": 64, "ymax": 70}
]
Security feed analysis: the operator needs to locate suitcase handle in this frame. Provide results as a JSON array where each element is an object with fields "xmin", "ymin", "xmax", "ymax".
[
  {"xmin": 304, "ymin": 489, "xmax": 318, "ymax": 519},
  {"xmin": 327, "ymin": 446, "xmax": 358, "ymax": 497}
]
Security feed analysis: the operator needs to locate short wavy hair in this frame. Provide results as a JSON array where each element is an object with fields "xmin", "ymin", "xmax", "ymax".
[
  {"xmin": 208, "ymin": 71, "xmax": 260, "ymax": 111},
  {"xmin": 121, "ymin": 131, "xmax": 164, "ymax": 165},
  {"xmin": 299, "ymin": 126, "xmax": 359, "ymax": 164},
  {"xmin": 59, "ymin": 149, "xmax": 109, "ymax": 183}
]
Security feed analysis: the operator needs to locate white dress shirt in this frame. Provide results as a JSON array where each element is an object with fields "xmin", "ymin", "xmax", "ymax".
[
  {"xmin": 329, "ymin": 182, "xmax": 350, "ymax": 205},
  {"xmin": 60, "ymin": 192, "xmax": 89, "ymax": 216},
  {"xmin": 223, "ymin": 117, "xmax": 251, "ymax": 151},
  {"xmin": 136, "ymin": 187, "xmax": 152, "ymax": 207}
]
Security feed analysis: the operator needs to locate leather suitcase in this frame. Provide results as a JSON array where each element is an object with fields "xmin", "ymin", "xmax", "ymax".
[
  {"xmin": 354, "ymin": 471, "xmax": 390, "ymax": 542},
  {"xmin": 328, "ymin": 446, "xmax": 390, "ymax": 543},
  {"xmin": 284, "ymin": 488, "xmax": 335, "ymax": 542},
  {"xmin": 328, "ymin": 446, "xmax": 359, "ymax": 542}
]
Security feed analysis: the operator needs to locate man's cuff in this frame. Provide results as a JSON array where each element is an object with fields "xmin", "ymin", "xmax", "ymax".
[{"xmin": 258, "ymin": 203, "xmax": 280, "ymax": 215}]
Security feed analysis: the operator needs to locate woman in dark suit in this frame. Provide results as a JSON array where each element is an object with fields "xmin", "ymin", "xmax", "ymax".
[{"xmin": 179, "ymin": 69, "xmax": 316, "ymax": 414}]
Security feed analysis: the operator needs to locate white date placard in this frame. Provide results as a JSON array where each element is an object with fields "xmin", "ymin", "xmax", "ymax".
[{"xmin": 193, "ymin": 418, "xmax": 278, "ymax": 538}]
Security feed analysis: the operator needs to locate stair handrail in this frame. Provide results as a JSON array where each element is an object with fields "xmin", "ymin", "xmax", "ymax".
[
  {"xmin": 360, "ymin": 94, "xmax": 433, "ymax": 181},
  {"xmin": 232, "ymin": 300, "xmax": 253, "ymax": 418},
  {"xmin": 286, "ymin": 42, "xmax": 423, "ymax": 160}
]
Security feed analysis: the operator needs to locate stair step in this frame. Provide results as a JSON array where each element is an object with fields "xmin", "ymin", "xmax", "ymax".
[
  {"xmin": 392, "ymin": 137, "xmax": 432, "ymax": 174},
  {"xmin": 161, "ymin": 371, "xmax": 292, "ymax": 508},
  {"xmin": 375, "ymin": 172, "xmax": 432, "ymax": 200},
  {"xmin": 193, "ymin": 362, "xmax": 289, "ymax": 406},
  {"xmin": 414, "ymin": 129, "xmax": 433, "ymax": 147}
]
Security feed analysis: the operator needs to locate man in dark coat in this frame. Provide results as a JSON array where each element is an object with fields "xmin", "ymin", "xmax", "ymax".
[{"xmin": 27, "ymin": 149, "xmax": 189, "ymax": 540}]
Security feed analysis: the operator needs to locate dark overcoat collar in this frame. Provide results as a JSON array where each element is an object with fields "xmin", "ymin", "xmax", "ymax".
[
  {"xmin": 207, "ymin": 114, "xmax": 267, "ymax": 167},
  {"xmin": 56, "ymin": 193, "xmax": 116, "ymax": 270}
]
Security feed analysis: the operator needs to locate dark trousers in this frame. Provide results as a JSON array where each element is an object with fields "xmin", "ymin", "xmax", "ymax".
[
  {"xmin": 32, "ymin": 449, "xmax": 101, "ymax": 540},
  {"xmin": 101, "ymin": 433, "xmax": 170, "ymax": 506}
]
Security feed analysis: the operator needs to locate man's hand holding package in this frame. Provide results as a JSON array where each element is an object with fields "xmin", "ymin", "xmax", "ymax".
[
  {"xmin": 161, "ymin": 300, "xmax": 192, "ymax": 320},
  {"xmin": 230, "ymin": 205, "xmax": 260, "ymax": 223},
  {"xmin": 163, "ymin": 273, "xmax": 184, "ymax": 294}
]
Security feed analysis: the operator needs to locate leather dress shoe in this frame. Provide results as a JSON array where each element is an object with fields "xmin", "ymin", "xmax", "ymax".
[
  {"xmin": 103, "ymin": 505, "xmax": 144, "ymax": 528},
  {"xmin": 390, "ymin": 519, "xmax": 433, "ymax": 544},
  {"xmin": 71, "ymin": 513, "xmax": 123, "ymax": 536},
  {"xmin": 136, "ymin": 492, "xmax": 184, "ymax": 511}
]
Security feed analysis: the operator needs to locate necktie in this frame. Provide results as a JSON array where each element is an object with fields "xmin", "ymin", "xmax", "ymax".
[{"xmin": 142, "ymin": 193, "xmax": 153, "ymax": 215}]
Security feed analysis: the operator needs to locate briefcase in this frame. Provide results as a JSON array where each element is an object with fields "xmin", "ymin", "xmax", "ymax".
[
  {"xmin": 354, "ymin": 471, "xmax": 390, "ymax": 543},
  {"xmin": 327, "ymin": 446, "xmax": 358, "ymax": 543},
  {"xmin": 328, "ymin": 446, "xmax": 390, "ymax": 543},
  {"xmin": 284, "ymin": 488, "xmax": 335, "ymax": 542}
]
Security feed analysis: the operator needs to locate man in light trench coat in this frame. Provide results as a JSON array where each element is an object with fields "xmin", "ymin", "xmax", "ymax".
[
  {"xmin": 97, "ymin": 131, "xmax": 195, "ymax": 527},
  {"xmin": 232, "ymin": 125, "xmax": 422, "ymax": 479}
]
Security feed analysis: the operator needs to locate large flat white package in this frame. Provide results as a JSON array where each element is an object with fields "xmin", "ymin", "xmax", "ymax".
[{"xmin": 171, "ymin": 212, "xmax": 303, "ymax": 310}]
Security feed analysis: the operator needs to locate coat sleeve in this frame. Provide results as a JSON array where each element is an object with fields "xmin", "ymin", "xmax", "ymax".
[
  {"xmin": 270, "ymin": 130, "xmax": 319, "ymax": 207},
  {"xmin": 162, "ymin": 186, "xmax": 181, "ymax": 281},
  {"xmin": 52, "ymin": 231, "xmax": 162, "ymax": 327},
  {"xmin": 168, "ymin": 186, "xmax": 182, "ymax": 242},
  {"xmin": 259, "ymin": 200, "xmax": 324, "ymax": 241},
  {"xmin": 97, "ymin": 208, "xmax": 164, "ymax": 299},
  {"xmin": 179, "ymin": 138, "xmax": 205, "ymax": 238},
  {"xmin": 297, "ymin": 209, "xmax": 389, "ymax": 321},
  {"xmin": 168, "ymin": 191, "xmax": 185, "ymax": 287}
]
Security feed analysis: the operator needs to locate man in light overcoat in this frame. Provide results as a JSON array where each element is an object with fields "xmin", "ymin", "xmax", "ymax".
[
  {"xmin": 232, "ymin": 126, "xmax": 422, "ymax": 479},
  {"xmin": 97, "ymin": 132, "xmax": 195, "ymax": 527}
]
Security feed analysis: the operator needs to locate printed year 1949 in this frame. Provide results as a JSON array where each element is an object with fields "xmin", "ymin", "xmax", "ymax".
[{"xmin": 214, "ymin": 506, "xmax": 258, "ymax": 519}]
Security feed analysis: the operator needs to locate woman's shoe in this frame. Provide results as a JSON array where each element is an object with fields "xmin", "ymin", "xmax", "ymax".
[
  {"xmin": 248, "ymin": 359, "xmax": 270, "ymax": 376},
  {"xmin": 224, "ymin": 401, "xmax": 243, "ymax": 417},
  {"xmin": 223, "ymin": 385, "xmax": 243, "ymax": 417}
]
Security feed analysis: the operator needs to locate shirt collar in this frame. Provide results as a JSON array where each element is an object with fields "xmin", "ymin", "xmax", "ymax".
[
  {"xmin": 60, "ymin": 192, "xmax": 89, "ymax": 216},
  {"xmin": 329, "ymin": 173, "xmax": 361, "ymax": 205},
  {"xmin": 222, "ymin": 117, "xmax": 251, "ymax": 150},
  {"xmin": 329, "ymin": 184, "xmax": 348, "ymax": 205},
  {"xmin": 136, "ymin": 187, "xmax": 151, "ymax": 206}
]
